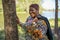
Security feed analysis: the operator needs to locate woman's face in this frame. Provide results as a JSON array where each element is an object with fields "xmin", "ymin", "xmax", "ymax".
[{"xmin": 29, "ymin": 7, "xmax": 38, "ymax": 18}]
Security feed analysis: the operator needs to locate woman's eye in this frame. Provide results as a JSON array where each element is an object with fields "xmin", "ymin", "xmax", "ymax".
[{"xmin": 29, "ymin": 9, "xmax": 34, "ymax": 11}]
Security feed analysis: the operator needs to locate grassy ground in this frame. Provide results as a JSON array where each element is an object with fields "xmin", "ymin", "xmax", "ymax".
[
  {"xmin": 49, "ymin": 18, "xmax": 60, "ymax": 28},
  {"xmin": 0, "ymin": 13, "xmax": 60, "ymax": 40}
]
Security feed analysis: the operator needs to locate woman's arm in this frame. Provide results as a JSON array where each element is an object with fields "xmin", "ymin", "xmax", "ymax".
[
  {"xmin": 16, "ymin": 16, "xmax": 33, "ymax": 27},
  {"xmin": 16, "ymin": 16, "xmax": 39, "ymax": 28}
]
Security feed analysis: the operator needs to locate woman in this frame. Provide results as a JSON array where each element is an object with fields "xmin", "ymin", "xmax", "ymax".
[{"xmin": 16, "ymin": 4, "xmax": 53, "ymax": 40}]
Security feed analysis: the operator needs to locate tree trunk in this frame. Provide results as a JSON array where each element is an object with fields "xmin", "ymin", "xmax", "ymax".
[
  {"xmin": 55, "ymin": 0, "xmax": 58, "ymax": 34},
  {"xmin": 2, "ymin": 0, "xmax": 18, "ymax": 40},
  {"xmin": 54, "ymin": 0, "xmax": 59, "ymax": 40}
]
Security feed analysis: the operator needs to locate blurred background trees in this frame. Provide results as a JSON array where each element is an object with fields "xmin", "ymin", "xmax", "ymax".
[{"xmin": 0, "ymin": 0, "xmax": 60, "ymax": 40}]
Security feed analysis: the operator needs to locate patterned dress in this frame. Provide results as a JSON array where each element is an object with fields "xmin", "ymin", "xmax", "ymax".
[{"xmin": 19, "ymin": 16, "xmax": 49, "ymax": 40}]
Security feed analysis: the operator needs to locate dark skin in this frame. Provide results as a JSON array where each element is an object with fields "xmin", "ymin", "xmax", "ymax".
[
  {"xmin": 16, "ymin": 7, "xmax": 39, "ymax": 25},
  {"xmin": 29, "ymin": 7, "xmax": 53, "ymax": 40},
  {"xmin": 29, "ymin": 7, "xmax": 38, "ymax": 18},
  {"xmin": 29, "ymin": 7, "xmax": 39, "ymax": 22},
  {"xmin": 16, "ymin": 6, "xmax": 53, "ymax": 40}
]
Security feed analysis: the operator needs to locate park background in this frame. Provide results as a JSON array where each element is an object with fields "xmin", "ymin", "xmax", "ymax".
[{"xmin": 0, "ymin": 0, "xmax": 60, "ymax": 40}]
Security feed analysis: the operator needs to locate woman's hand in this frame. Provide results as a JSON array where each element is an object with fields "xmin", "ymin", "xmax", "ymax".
[
  {"xmin": 33, "ymin": 17, "xmax": 38, "ymax": 22},
  {"xmin": 16, "ymin": 16, "xmax": 20, "ymax": 24}
]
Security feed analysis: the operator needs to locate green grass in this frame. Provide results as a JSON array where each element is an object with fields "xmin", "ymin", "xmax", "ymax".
[
  {"xmin": 49, "ymin": 18, "xmax": 60, "ymax": 28},
  {"xmin": 0, "ymin": 30, "xmax": 5, "ymax": 40}
]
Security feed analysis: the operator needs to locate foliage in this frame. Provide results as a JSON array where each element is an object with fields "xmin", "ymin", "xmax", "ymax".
[
  {"xmin": 0, "ymin": 0, "xmax": 3, "ymax": 13},
  {"xmin": 16, "ymin": 0, "xmax": 43, "ymax": 13}
]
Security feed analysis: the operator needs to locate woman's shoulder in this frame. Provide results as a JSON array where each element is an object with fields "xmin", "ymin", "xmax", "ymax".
[
  {"xmin": 41, "ymin": 15, "xmax": 48, "ymax": 21},
  {"xmin": 27, "ymin": 16, "xmax": 32, "ymax": 20}
]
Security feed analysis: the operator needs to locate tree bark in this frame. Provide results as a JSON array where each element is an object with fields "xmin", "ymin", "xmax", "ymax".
[
  {"xmin": 55, "ymin": 0, "xmax": 58, "ymax": 34},
  {"xmin": 54, "ymin": 0, "xmax": 59, "ymax": 40},
  {"xmin": 2, "ymin": 0, "xmax": 18, "ymax": 40}
]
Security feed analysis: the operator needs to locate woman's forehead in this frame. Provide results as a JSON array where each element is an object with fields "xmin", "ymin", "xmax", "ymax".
[{"xmin": 29, "ymin": 7, "xmax": 36, "ymax": 10}]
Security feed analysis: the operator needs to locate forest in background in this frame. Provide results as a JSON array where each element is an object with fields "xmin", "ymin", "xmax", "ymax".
[{"xmin": 0, "ymin": 0, "xmax": 60, "ymax": 40}]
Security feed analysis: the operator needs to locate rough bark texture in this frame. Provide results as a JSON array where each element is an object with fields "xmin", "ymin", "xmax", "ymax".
[
  {"xmin": 55, "ymin": 0, "xmax": 58, "ymax": 34},
  {"xmin": 55, "ymin": 0, "xmax": 60, "ymax": 40},
  {"xmin": 2, "ymin": 0, "xmax": 18, "ymax": 40}
]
